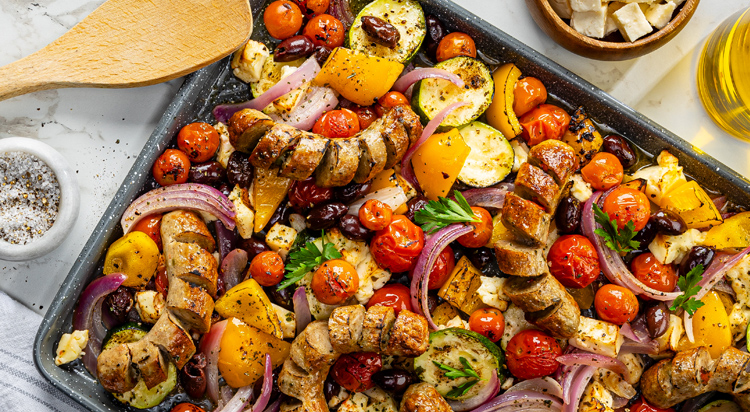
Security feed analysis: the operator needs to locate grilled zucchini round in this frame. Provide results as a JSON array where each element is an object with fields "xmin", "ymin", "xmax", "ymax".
[
  {"xmin": 457, "ymin": 121, "xmax": 514, "ymax": 187},
  {"xmin": 347, "ymin": 0, "xmax": 426, "ymax": 63}
]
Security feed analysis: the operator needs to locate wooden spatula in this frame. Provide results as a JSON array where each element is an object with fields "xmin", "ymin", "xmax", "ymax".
[{"xmin": 0, "ymin": 0, "xmax": 253, "ymax": 101}]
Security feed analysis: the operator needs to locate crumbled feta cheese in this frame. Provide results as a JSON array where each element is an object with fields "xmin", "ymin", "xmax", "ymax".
[
  {"xmin": 570, "ymin": 174, "xmax": 593, "ymax": 202},
  {"xmin": 273, "ymin": 303, "xmax": 296, "ymax": 339},
  {"xmin": 570, "ymin": 0, "xmax": 604, "ymax": 12},
  {"xmin": 605, "ymin": 2, "xmax": 627, "ymax": 35},
  {"xmin": 631, "ymin": 150, "xmax": 687, "ymax": 205},
  {"xmin": 501, "ymin": 304, "xmax": 537, "ymax": 350},
  {"xmin": 363, "ymin": 388, "xmax": 399, "ymax": 412},
  {"xmin": 725, "ymin": 254, "xmax": 750, "ymax": 341},
  {"xmin": 612, "ymin": 3, "xmax": 653, "ymax": 42},
  {"xmin": 55, "ymin": 330, "xmax": 89, "ymax": 366},
  {"xmin": 265, "ymin": 223, "xmax": 297, "ymax": 260},
  {"xmin": 135, "ymin": 290, "xmax": 165, "ymax": 324},
  {"xmin": 228, "ymin": 185, "xmax": 255, "ymax": 239},
  {"xmin": 550, "ymin": 0, "xmax": 573, "ymax": 19},
  {"xmin": 644, "ymin": 1, "xmax": 676, "ymax": 29},
  {"xmin": 579, "ymin": 380, "xmax": 615, "ymax": 412},
  {"xmin": 438, "ymin": 316, "xmax": 470, "ymax": 330},
  {"xmin": 231, "ymin": 40, "xmax": 270, "ymax": 83},
  {"xmin": 569, "ymin": 316, "xmax": 624, "ymax": 357},
  {"xmin": 511, "ymin": 139, "xmax": 529, "ymax": 173},
  {"xmin": 571, "ymin": 3, "xmax": 609, "ymax": 39},
  {"xmin": 338, "ymin": 392, "xmax": 368, "ymax": 412},
  {"xmin": 648, "ymin": 229, "xmax": 706, "ymax": 265},
  {"xmin": 476, "ymin": 276, "xmax": 509, "ymax": 311},
  {"xmin": 214, "ymin": 122, "xmax": 235, "ymax": 168}
]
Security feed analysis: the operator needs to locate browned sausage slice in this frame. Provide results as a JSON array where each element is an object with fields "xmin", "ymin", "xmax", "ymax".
[
  {"xmin": 164, "ymin": 242, "xmax": 218, "ymax": 297},
  {"xmin": 97, "ymin": 343, "xmax": 137, "ymax": 393},
  {"xmin": 354, "ymin": 125, "xmax": 388, "ymax": 183},
  {"xmin": 148, "ymin": 313, "xmax": 196, "ymax": 369},
  {"xmin": 503, "ymin": 273, "xmax": 564, "ymax": 313},
  {"xmin": 525, "ymin": 289, "xmax": 580, "ymax": 338},
  {"xmin": 128, "ymin": 339, "xmax": 168, "ymax": 389},
  {"xmin": 290, "ymin": 320, "xmax": 339, "ymax": 372},
  {"xmin": 385, "ymin": 309, "xmax": 429, "ymax": 357},
  {"xmin": 161, "ymin": 210, "xmax": 215, "ymax": 252},
  {"xmin": 527, "ymin": 139, "xmax": 578, "ymax": 185},
  {"xmin": 166, "ymin": 278, "xmax": 214, "ymax": 334},
  {"xmin": 494, "ymin": 240, "xmax": 549, "ymax": 278},
  {"xmin": 359, "ymin": 305, "xmax": 396, "ymax": 353},
  {"xmin": 501, "ymin": 192, "xmax": 551, "ymax": 247},
  {"xmin": 514, "ymin": 162, "xmax": 561, "ymax": 213},
  {"xmin": 250, "ymin": 123, "xmax": 301, "ymax": 169},
  {"xmin": 314, "ymin": 138, "xmax": 361, "ymax": 188},
  {"xmin": 280, "ymin": 134, "xmax": 329, "ymax": 180},
  {"xmin": 328, "ymin": 305, "xmax": 366, "ymax": 354},
  {"xmin": 400, "ymin": 383, "xmax": 452, "ymax": 412},
  {"xmin": 227, "ymin": 109, "xmax": 274, "ymax": 153}
]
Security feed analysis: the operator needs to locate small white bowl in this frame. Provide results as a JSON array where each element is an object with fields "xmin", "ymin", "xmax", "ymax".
[{"xmin": 0, "ymin": 137, "xmax": 80, "ymax": 261}]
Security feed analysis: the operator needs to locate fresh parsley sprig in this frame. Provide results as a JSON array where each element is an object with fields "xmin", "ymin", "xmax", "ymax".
[
  {"xmin": 433, "ymin": 357, "xmax": 483, "ymax": 398},
  {"xmin": 415, "ymin": 191, "xmax": 479, "ymax": 234},
  {"xmin": 277, "ymin": 231, "xmax": 341, "ymax": 290},
  {"xmin": 593, "ymin": 204, "xmax": 640, "ymax": 253},
  {"xmin": 670, "ymin": 264, "xmax": 706, "ymax": 316}
]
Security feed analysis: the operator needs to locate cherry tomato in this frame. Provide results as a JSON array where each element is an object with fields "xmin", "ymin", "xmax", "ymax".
[
  {"xmin": 155, "ymin": 259, "xmax": 168, "ymax": 298},
  {"xmin": 630, "ymin": 252, "xmax": 677, "ymax": 293},
  {"xmin": 630, "ymin": 396, "xmax": 674, "ymax": 412},
  {"xmin": 370, "ymin": 215, "xmax": 425, "ymax": 273},
  {"xmin": 366, "ymin": 284, "xmax": 412, "ymax": 314},
  {"xmin": 580, "ymin": 152, "xmax": 624, "ymax": 191},
  {"xmin": 594, "ymin": 284, "xmax": 639, "ymax": 325},
  {"xmin": 408, "ymin": 245, "xmax": 455, "ymax": 290},
  {"xmin": 264, "ymin": 0, "xmax": 303, "ymax": 40},
  {"xmin": 170, "ymin": 403, "xmax": 206, "ymax": 412},
  {"xmin": 513, "ymin": 77, "xmax": 548, "ymax": 117},
  {"xmin": 177, "ymin": 122, "xmax": 220, "ymax": 163},
  {"xmin": 132, "ymin": 214, "xmax": 163, "ymax": 251},
  {"xmin": 547, "ymin": 235, "xmax": 600, "ymax": 288},
  {"xmin": 297, "ymin": 0, "xmax": 329, "ymax": 17},
  {"xmin": 374, "ymin": 91, "xmax": 410, "ymax": 117},
  {"xmin": 331, "ymin": 352, "xmax": 382, "ymax": 392},
  {"xmin": 289, "ymin": 176, "xmax": 334, "ymax": 211},
  {"xmin": 469, "ymin": 308, "xmax": 505, "ymax": 343},
  {"xmin": 359, "ymin": 199, "xmax": 393, "ymax": 231},
  {"xmin": 350, "ymin": 105, "xmax": 379, "ymax": 129},
  {"xmin": 519, "ymin": 104, "xmax": 571, "ymax": 146},
  {"xmin": 311, "ymin": 259, "xmax": 359, "ymax": 304},
  {"xmin": 152, "ymin": 149, "xmax": 191, "ymax": 186},
  {"xmin": 312, "ymin": 109, "xmax": 361, "ymax": 138},
  {"xmin": 303, "ymin": 14, "xmax": 345, "ymax": 48},
  {"xmin": 249, "ymin": 251, "xmax": 285, "ymax": 287},
  {"xmin": 457, "ymin": 207, "xmax": 493, "ymax": 248},
  {"xmin": 602, "ymin": 186, "xmax": 650, "ymax": 231},
  {"xmin": 505, "ymin": 330, "xmax": 562, "ymax": 380},
  {"xmin": 435, "ymin": 32, "xmax": 477, "ymax": 62}
]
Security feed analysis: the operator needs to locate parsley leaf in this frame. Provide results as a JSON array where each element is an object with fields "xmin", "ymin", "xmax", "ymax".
[
  {"xmin": 433, "ymin": 357, "xmax": 482, "ymax": 397},
  {"xmin": 670, "ymin": 264, "xmax": 706, "ymax": 316},
  {"xmin": 593, "ymin": 204, "xmax": 640, "ymax": 253},
  {"xmin": 415, "ymin": 191, "xmax": 480, "ymax": 234},
  {"xmin": 277, "ymin": 231, "xmax": 342, "ymax": 290},
  {"xmin": 446, "ymin": 380, "xmax": 480, "ymax": 398}
]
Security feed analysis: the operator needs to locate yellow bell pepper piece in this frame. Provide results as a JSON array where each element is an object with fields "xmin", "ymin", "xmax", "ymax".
[
  {"xmin": 369, "ymin": 169, "xmax": 410, "ymax": 215},
  {"xmin": 103, "ymin": 231, "xmax": 160, "ymax": 288},
  {"xmin": 218, "ymin": 318, "xmax": 290, "ymax": 388},
  {"xmin": 485, "ymin": 63, "xmax": 523, "ymax": 140},
  {"xmin": 704, "ymin": 211, "xmax": 750, "ymax": 251},
  {"xmin": 410, "ymin": 128, "xmax": 471, "ymax": 200},
  {"xmin": 486, "ymin": 213, "xmax": 513, "ymax": 248},
  {"xmin": 313, "ymin": 47, "xmax": 404, "ymax": 106},
  {"xmin": 687, "ymin": 291, "xmax": 733, "ymax": 358},
  {"xmin": 215, "ymin": 278, "xmax": 284, "ymax": 339},
  {"xmin": 660, "ymin": 180, "xmax": 723, "ymax": 230},
  {"xmin": 253, "ymin": 167, "xmax": 293, "ymax": 233}
]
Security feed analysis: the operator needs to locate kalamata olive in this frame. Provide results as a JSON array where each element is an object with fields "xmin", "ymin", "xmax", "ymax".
[
  {"xmin": 650, "ymin": 210, "xmax": 687, "ymax": 236},
  {"xmin": 645, "ymin": 302, "xmax": 670, "ymax": 338},
  {"xmin": 312, "ymin": 46, "xmax": 332, "ymax": 66},
  {"xmin": 289, "ymin": 176, "xmax": 334, "ymax": 211},
  {"xmin": 632, "ymin": 220, "xmax": 658, "ymax": 248},
  {"xmin": 274, "ymin": 35, "xmax": 315, "ymax": 62},
  {"xmin": 602, "ymin": 134, "xmax": 637, "ymax": 169},
  {"xmin": 372, "ymin": 368, "xmax": 414, "ymax": 394},
  {"xmin": 217, "ymin": 182, "xmax": 232, "ymax": 197},
  {"xmin": 103, "ymin": 286, "xmax": 134, "ymax": 326},
  {"xmin": 338, "ymin": 214, "xmax": 372, "ymax": 241},
  {"xmin": 405, "ymin": 195, "xmax": 430, "ymax": 222},
  {"xmin": 581, "ymin": 307, "xmax": 596, "ymax": 319},
  {"xmin": 253, "ymin": 368, "xmax": 280, "ymax": 401},
  {"xmin": 556, "ymin": 196, "xmax": 582, "ymax": 234},
  {"xmin": 334, "ymin": 181, "xmax": 373, "ymax": 204},
  {"xmin": 360, "ymin": 16, "xmax": 401, "ymax": 49},
  {"xmin": 307, "ymin": 202, "xmax": 348, "ymax": 230},
  {"xmin": 268, "ymin": 201, "xmax": 292, "ymax": 229},
  {"xmin": 226, "ymin": 151, "xmax": 253, "ymax": 188},
  {"xmin": 425, "ymin": 15, "xmax": 446, "ymax": 57},
  {"xmin": 180, "ymin": 353, "xmax": 207, "ymax": 399},
  {"xmin": 240, "ymin": 237, "xmax": 271, "ymax": 261},
  {"xmin": 267, "ymin": 286, "xmax": 294, "ymax": 310},
  {"xmin": 469, "ymin": 247, "xmax": 495, "ymax": 272},
  {"xmin": 680, "ymin": 246, "xmax": 716, "ymax": 275},
  {"xmin": 324, "ymin": 376, "xmax": 342, "ymax": 403},
  {"xmin": 188, "ymin": 161, "xmax": 226, "ymax": 186}
]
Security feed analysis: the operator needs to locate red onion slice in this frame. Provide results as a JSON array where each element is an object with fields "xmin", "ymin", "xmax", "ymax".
[
  {"xmin": 557, "ymin": 353, "xmax": 631, "ymax": 383},
  {"xmin": 468, "ymin": 390, "xmax": 563, "ymax": 412},
  {"xmin": 347, "ymin": 187, "xmax": 408, "ymax": 216},
  {"xmin": 684, "ymin": 310, "xmax": 696, "ymax": 343},
  {"xmin": 619, "ymin": 323, "xmax": 640, "ymax": 342},
  {"xmin": 293, "ymin": 286, "xmax": 312, "ymax": 335},
  {"xmin": 252, "ymin": 354, "xmax": 274, "ymax": 412},
  {"xmin": 217, "ymin": 385, "xmax": 254, "ymax": 412},
  {"xmin": 459, "ymin": 188, "xmax": 509, "ymax": 209},
  {"xmin": 505, "ymin": 377, "xmax": 563, "ymax": 399},
  {"xmin": 410, "ymin": 223, "xmax": 473, "ymax": 329},
  {"xmin": 620, "ymin": 339, "xmax": 659, "ymax": 355},
  {"xmin": 72, "ymin": 273, "xmax": 127, "ymax": 377},
  {"xmin": 447, "ymin": 371, "xmax": 499, "ymax": 411},
  {"xmin": 221, "ymin": 249, "xmax": 248, "ymax": 291},
  {"xmin": 563, "ymin": 365, "xmax": 596, "ymax": 412},
  {"xmin": 269, "ymin": 86, "xmax": 339, "ymax": 131},
  {"xmin": 327, "ymin": 0, "xmax": 354, "ymax": 27},
  {"xmin": 695, "ymin": 246, "xmax": 750, "ymax": 300},
  {"xmin": 200, "ymin": 319, "xmax": 228, "ymax": 403},
  {"xmin": 392, "ymin": 68, "xmax": 465, "ymax": 93},
  {"xmin": 263, "ymin": 398, "xmax": 282, "ymax": 412},
  {"xmin": 215, "ymin": 220, "xmax": 239, "ymax": 264}
]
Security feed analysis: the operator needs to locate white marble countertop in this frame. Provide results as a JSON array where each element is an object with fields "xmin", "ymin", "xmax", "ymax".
[{"xmin": 1, "ymin": 0, "xmax": 748, "ymax": 315}]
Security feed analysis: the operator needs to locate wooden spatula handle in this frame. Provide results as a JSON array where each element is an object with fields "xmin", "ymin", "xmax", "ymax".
[{"xmin": 0, "ymin": 56, "xmax": 60, "ymax": 101}]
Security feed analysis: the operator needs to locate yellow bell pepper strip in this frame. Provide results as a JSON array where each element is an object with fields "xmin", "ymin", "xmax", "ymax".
[
  {"xmin": 410, "ymin": 128, "xmax": 471, "ymax": 200},
  {"xmin": 682, "ymin": 291, "xmax": 732, "ymax": 358},
  {"xmin": 253, "ymin": 167, "xmax": 293, "ymax": 233},
  {"xmin": 704, "ymin": 211, "xmax": 750, "ymax": 251},
  {"xmin": 218, "ymin": 317, "xmax": 290, "ymax": 388},
  {"xmin": 485, "ymin": 63, "xmax": 523, "ymax": 140},
  {"xmin": 214, "ymin": 278, "xmax": 284, "ymax": 339},
  {"xmin": 103, "ymin": 231, "xmax": 160, "ymax": 288},
  {"xmin": 660, "ymin": 180, "xmax": 723, "ymax": 230}
]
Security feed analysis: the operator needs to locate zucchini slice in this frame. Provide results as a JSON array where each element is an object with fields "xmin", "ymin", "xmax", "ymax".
[
  {"xmin": 699, "ymin": 400, "xmax": 741, "ymax": 412},
  {"xmin": 412, "ymin": 56, "xmax": 494, "ymax": 128},
  {"xmin": 457, "ymin": 122, "xmax": 514, "ymax": 187},
  {"xmin": 102, "ymin": 323, "xmax": 148, "ymax": 351},
  {"xmin": 113, "ymin": 362, "xmax": 177, "ymax": 409},
  {"xmin": 414, "ymin": 328, "xmax": 506, "ymax": 400},
  {"xmin": 347, "ymin": 0, "xmax": 426, "ymax": 63}
]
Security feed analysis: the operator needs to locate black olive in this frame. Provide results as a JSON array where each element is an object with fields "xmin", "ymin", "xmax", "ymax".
[
  {"xmin": 602, "ymin": 134, "xmax": 637, "ymax": 169},
  {"xmin": 226, "ymin": 151, "xmax": 253, "ymax": 188},
  {"xmin": 180, "ymin": 353, "xmax": 207, "ymax": 399},
  {"xmin": 324, "ymin": 376, "xmax": 341, "ymax": 403},
  {"xmin": 188, "ymin": 161, "xmax": 226, "ymax": 187},
  {"xmin": 650, "ymin": 210, "xmax": 687, "ymax": 236},
  {"xmin": 103, "ymin": 287, "xmax": 134, "ymax": 327},
  {"xmin": 556, "ymin": 196, "xmax": 582, "ymax": 234},
  {"xmin": 645, "ymin": 302, "xmax": 670, "ymax": 339},
  {"xmin": 334, "ymin": 181, "xmax": 373, "ymax": 204},
  {"xmin": 680, "ymin": 246, "xmax": 716, "ymax": 275},
  {"xmin": 372, "ymin": 368, "xmax": 414, "ymax": 394},
  {"xmin": 338, "ymin": 214, "xmax": 372, "ymax": 241},
  {"xmin": 307, "ymin": 202, "xmax": 348, "ymax": 230},
  {"xmin": 240, "ymin": 237, "xmax": 271, "ymax": 261}
]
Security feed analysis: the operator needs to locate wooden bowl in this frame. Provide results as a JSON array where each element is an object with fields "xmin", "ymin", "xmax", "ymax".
[{"xmin": 525, "ymin": 0, "xmax": 700, "ymax": 61}]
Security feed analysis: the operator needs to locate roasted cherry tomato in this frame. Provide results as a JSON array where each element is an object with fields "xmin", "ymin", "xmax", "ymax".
[
  {"xmin": 297, "ymin": 0, "xmax": 329, "ymax": 17},
  {"xmin": 370, "ymin": 215, "xmax": 425, "ymax": 273},
  {"xmin": 469, "ymin": 308, "xmax": 505, "ymax": 343},
  {"xmin": 177, "ymin": 122, "xmax": 220, "ymax": 163},
  {"xmin": 547, "ymin": 234, "xmax": 600, "ymax": 288},
  {"xmin": 313, "ymin": 109, "xmax": 361, "ymax": 138},
  {"xmin": 264, "ymin": 0, "xmax": 303, "ymax": 40},
  {"xmin": 630, "ymin": 396, "xmax": 674, "ymax": 412},
  {"xmin": 152, "ymin": 149, "xmax": 191, "ymax": 186},
  {"xmin": 595, "ymin": 284, "xmax": 639, "ymax": 325},
  {"xmin": 602, "ymin": 186, "xmax": 650, "ymax": 231},
  {"xmin": 375, "ymin": 91, "xmax": 410, "ymax": 117},
  {"xmin": 350, "ymin": 105, "xmax": 379, "ymax": 129},
  {"xmin": 155, "ymin": 259, "xmax": 168, "ymax": 298},
  {"xmin": 580, "ymin": 152, "xmax": 624, "ymax": 191},
  {"xmin": 505, "ymin": 330, "xmax": 562, "ymax": 380},
  {"xmin": 630, "ymin": 252, "xmax": 677, "ymax": 293},
  {"xmin": 513, "ymin": 77, "xmax": 547, "ymax": 117},
  {"xmin": 170, "ymin": 403, "xmax": 206, "ymax": 412},
  {"xmin": 249, "ymin": 251, "xmax": 285, "ymax": 287},
  {"xmin": 366, "ymin": 284, "xmax": 412, "ymax": 314},
  {"xmin": 435, "ymin": 32, "xmax": 476, "ymax": 62},
  {"xmin": 132, "ymin": 213, "xmax": 163, "ymax": 251},
  {"xmin": 408, "ymin": 245, "xmax": 455, "ymax": 290},
  {"xmin": 359, "ymin": 199, "xmax": 393, "ymax": 231},
  {"xmin": 457, "ymin": 207, "xmax": 493, "ymax": 248},
  {"xmin": 331, "ymin": 352, "xmax": 382, "ymax": 392},
  {"xmin": 311, "ymin": 259, "xmax": 359, "ymax": 304},
  {"xmin": 289, "ymin": 176, "xmax": 334, "ymax": 211},
  {"xmin": 519, "ymin": 104, "xmax": 571, "ymax": 146},
  {"xmin": 303, "ymin": 14, "xmax": 345, "ymax": 48}
]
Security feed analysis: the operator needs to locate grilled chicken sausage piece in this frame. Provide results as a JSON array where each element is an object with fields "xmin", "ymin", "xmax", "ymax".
[
  {"xmin": 494, "ymin": 240, "xmax": 548, "ymax": 278},
  {"xmin": 527, "ymin": 139, "xmax": 578, "ymax": 184},
  {"xmin": 642, "ymin": 346, "xmax": 750, "ymax": 409},
  {"xmin": 400, "ymin": 383, "xmax": 452, "ymax": 412},
  {"xmin": 514, "ymin": 163, "xmax": 561, "ymax": 213},
  {"xmin": 501, "ymin": 192, "xmax": 552, "ymax": 248},
  {"xmin": 504, "ymin": 273, "xmax": 580, "ymax": 338}
]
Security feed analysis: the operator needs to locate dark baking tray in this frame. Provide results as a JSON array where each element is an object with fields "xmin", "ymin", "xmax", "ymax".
[{"xmin": 34, "ymin": 0, "xmax": 750, "ymax": 410}]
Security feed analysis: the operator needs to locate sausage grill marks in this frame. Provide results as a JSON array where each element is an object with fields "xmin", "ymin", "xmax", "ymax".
[
  {"xmin": 97, "ymin": 211, "xmax": 218, "ymax": 393},
  {"xmin": 497, "ymin": 139, "xmax": 582, "ymax": 338}
]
